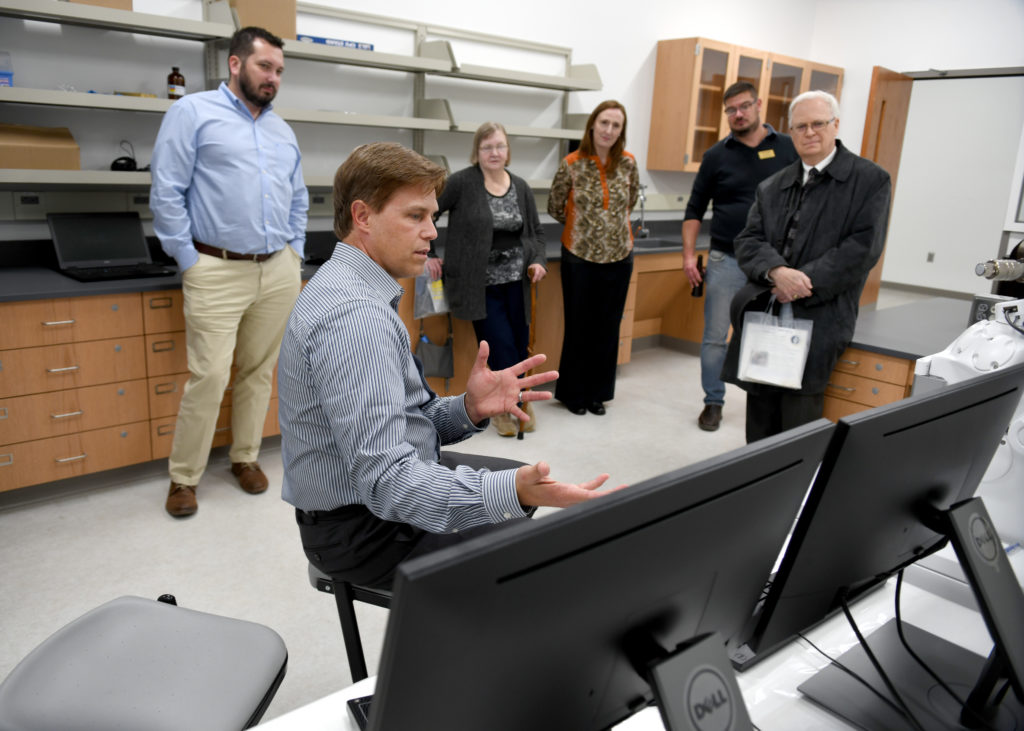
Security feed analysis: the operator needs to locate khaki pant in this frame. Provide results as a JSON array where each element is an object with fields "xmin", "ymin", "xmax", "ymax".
[{"xmin": 168, "ymin": 247, "xmax": 301, "ymax": 485}]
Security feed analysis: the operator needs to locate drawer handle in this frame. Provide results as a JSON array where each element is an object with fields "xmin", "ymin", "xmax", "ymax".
[
  {"xmin": 51, "ymin": 410, "xmax": 84, "ymax": 420},
  {"xmin": 47, "ymin": 365, "xmax": 80, "ymax": 373},
  {"xmin": 827, "ymin": 382, "xmax": 856, "ymax": 393},
  {"xmin": 214, "ymin": 426, "xmax": 230, "ymax": 434},
  {"xmin": 157, "ymin": 424, "xmax": 175, "ymax": 436},
  {"xmin": 0, "ymin": 453, "xmax": 11, "ymax": 467},
  {"xmin": 838, "ymin": 358, "xmax": 860, "ymax": 366},
  {"xmin": 0, "ymin": 407, "xmax": 7, "ymax": 420},
  {"xmin": 41, "ymin": 319, "xmax": 76, "ymax": 327},
  {"xmin": 151, "ymin": 340, "xmax": 176, "ymax": 353},
  {"xmin": 154, "ymin": 382, "xmax": 179, "ymax": 395},
  {"xmin": 149, "ymin": 296, "xmax": 174, "ymax": 309},
  {"xmin": 55, "ymin": 453, "xmax": 87, "ymax": 463}
]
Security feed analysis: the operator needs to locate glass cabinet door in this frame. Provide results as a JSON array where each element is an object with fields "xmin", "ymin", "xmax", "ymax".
[
  {"xmin": 735, "ymin": 50, "xmax": 767, "ymax": 100},
  {"xmin": 766, "ymin": 60, "xmax": 803, "ymax": 133},
  {"xmin": 691, "ymin": 44, "xmax": 729, "ymax": 166},
  {"xmin": 810, "ymin": 69, "xmax": 841, "ymax": 97}
]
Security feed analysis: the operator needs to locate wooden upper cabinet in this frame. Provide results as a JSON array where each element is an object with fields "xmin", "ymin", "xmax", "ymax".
[{"xmin": 647, "ymin": 38, "xmax": 843, "ymax": 172}]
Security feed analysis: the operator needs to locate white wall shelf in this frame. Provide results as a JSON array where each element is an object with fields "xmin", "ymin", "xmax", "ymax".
[
  {"xmin": 0, "ymin": 169, "xmax": 152, "ymax": 190},
  {"xmin": 0, "ymin": 0, "xmax": 233, "ymax": 41}
]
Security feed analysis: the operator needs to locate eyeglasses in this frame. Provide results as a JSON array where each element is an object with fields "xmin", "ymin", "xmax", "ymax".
[
  {"xmin": 479, "ymin": 144, "xmax": 508, "ymax": 153},
  {"xmin": 724, "ymin": 100, "xmax": 755, "ymax": 117},
  {"xmin": 791, "ymin": 118, "xmax": 835, "ymax": 134}
]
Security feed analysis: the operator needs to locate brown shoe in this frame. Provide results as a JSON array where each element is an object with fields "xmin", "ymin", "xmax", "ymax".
[
  {"xmin": 492, "ymin": 413, "xmax": 518, "ymax": 437},
  {"xmin": 166, "ymin": 482, "xmax": 197, "ymax": 517},
  {"xmin": 231, "ymin": 461, "xmax": 269, "ymax": 494},
  {"xmin": 698, "ymin": 404, "xmax": 722, "ymax": 432}
]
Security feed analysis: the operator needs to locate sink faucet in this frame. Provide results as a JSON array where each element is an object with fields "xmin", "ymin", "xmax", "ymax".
[{"xmin": 635, "ymin": 183, "xmax": 649, "ymax": 239}]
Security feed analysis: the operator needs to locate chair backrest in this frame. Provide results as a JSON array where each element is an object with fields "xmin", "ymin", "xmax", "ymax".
[{"xmin": 0, "ymin": 596, "xmax": 287, "ymax": 731}]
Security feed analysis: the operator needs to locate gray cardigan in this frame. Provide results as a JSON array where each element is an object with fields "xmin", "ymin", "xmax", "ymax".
[{"xmin": 432, "ymin": 165, "xmax": 547, "ymax": 321}]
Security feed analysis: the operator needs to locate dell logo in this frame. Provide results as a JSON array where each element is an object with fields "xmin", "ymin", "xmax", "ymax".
[{"xmin": 687, "ymin": 667, "xmax": 734, "ymax": 731}]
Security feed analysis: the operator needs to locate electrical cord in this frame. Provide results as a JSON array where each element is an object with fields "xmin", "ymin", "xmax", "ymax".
[
  {"xmin": 892, "ymin": 570, "xmax": 999, "ymax": 731},
  {"xmin": 1000, "ymin": 303, "xmax": 1024, "ymax": 336},
  {"xmin": 797, "ymin": 631, "xmax": 906, "ymax": 714},
  {"xmin": 839, "ymin": 595, "xmax": 928, "ymax": 731}
]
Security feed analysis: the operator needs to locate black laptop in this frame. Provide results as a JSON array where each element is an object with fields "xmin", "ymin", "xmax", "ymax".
[{"xmin": 48, "ymin": 211, "xmax": 176, "ymax": 282}]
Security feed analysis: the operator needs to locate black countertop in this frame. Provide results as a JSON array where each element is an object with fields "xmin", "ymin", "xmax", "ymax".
[{"xmin": 849, "ymin": 297, "xmax": 969, "ymax": 360}]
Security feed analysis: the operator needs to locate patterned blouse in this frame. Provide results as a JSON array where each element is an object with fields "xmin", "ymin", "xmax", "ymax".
[{"xmin": 547, "ymin": 149, "xmax": 639, "ymax": 264}]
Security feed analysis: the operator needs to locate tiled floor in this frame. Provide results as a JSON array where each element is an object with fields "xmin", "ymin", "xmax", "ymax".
[{"xmin": 0, "ymin": 286, "xmax": 934, "ymax": 720}]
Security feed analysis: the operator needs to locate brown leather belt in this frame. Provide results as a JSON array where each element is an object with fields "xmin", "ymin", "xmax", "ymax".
[{"xmin": 193, "ymin": 240, "xmax": 278, "ymax": 262}]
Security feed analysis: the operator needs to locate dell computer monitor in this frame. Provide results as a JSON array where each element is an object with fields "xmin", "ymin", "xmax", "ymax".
[
  {"xmin": 733, "ymin": 361, "xmax": 1024, "ymax": 729},
  {"xmin": 364, "ymin": 419, "xmax": 835, "ymax": 731},
  {"xmin": 735, "ymin": 361, "xmax": 1024, "ymax": 668}
]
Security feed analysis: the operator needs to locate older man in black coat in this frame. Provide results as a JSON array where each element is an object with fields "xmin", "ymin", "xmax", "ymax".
[{"xmin": 722, "ymin": 90, "xmax": 891, "ymax": 442}]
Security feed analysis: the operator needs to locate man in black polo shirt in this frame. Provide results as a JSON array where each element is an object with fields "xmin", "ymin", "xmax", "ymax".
[{"xmin": 682, "ymin": 82, "xmax": 798, "ymax": 431}]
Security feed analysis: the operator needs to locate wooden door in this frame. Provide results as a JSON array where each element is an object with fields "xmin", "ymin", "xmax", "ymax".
[{"xmin": 859, "ymin": 66, "xmax": 914, "ymax": 305}]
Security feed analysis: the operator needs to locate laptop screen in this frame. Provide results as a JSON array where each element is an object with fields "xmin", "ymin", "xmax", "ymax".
[{"xmin": 48, "ymin": 211, "xmax": 153, "ymax": 269}]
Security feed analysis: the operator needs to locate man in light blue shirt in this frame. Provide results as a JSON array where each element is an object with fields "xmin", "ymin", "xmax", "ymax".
[
  {"xmin": 151, "ymin": 26, "xmax": 308, "ymax": 517},
  {"xmin": 279, "ymin": 142, "xmax": 618, "ymax": 590}
]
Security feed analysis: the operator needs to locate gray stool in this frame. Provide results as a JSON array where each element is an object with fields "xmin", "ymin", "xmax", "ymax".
[
  {"xmin": 308, "ymin": 563, "xmax": 392, "ymax": 682},
  {"xmin": 0, "ymin": 595, "xmax": 287, "ymax": 731}
]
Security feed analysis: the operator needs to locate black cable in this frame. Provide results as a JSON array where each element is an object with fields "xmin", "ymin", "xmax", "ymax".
[
  {"xmin": 797, "ymin": 631, "xmax": 906, "ymax": 714},
  {"xmin": 999, "ymin": 305, "xmax": 1024, "ymax": 336},
  {"xmin": 840, "ymin": 595, "xmax": 928, "ymax": 731},
  {"xmin": 893, "ymin": 570, "xmax": 998, "ymax": 731}
]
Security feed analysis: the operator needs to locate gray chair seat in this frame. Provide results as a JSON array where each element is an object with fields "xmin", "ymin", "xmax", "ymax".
[{"xmin": 0, "ymin": 595, "xmax": 287, "ymax": 731}]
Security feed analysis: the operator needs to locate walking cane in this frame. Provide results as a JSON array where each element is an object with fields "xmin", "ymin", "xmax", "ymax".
[{"xmin": 517, "ymin": 280, "xmax": 539, "ymax": 440}]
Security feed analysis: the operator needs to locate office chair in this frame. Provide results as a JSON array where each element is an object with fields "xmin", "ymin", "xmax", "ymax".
[
  {"xmin": 308, "ymin": 563, "xmax": 392, "ymax": 682},
  {"xmin": 0, "ymin": 594, "xmax": 287, "ymax": 731}
]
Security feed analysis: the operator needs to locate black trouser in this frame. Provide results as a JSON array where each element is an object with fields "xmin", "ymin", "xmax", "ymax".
[
  {"xmin": 744, "ymin": 389, "xmax": 825, "ymax": 443},
  {"xmin": 295, "ymin": 452, "xmax": 528, "ymax": 590},
  {"xmin": 556, "ymin": 247, "xmax": 633, "ymax": 409}
]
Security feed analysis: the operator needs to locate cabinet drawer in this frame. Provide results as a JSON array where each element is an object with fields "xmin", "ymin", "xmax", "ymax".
[
  {"xmin": 0, "ymin": 380, "xmax": 149, "ymax": 446},
  {"xmin": 142, "ymin": 290, "xmax": 185, "ymax": 334},
  {"xmin": 822, "ymin": 395, "xmax": 870, "ymax": 422},
  {"xmin": 824, "ymin": 370, "xmax": 906, "ymax": 408},
  {"xmin": 0, "ymin": 422, "xmax": 152, "ymax": 493},
  {"xmin": 832, "ymin": 347, "xmax": 911, "ymax": 387},
  {"xmin": 145, "ymin": 332, "xmax": 188, "ymax": 376},
  {"xmin": 0, "ymin": 294, "xmax": 143, "ymax": 350},
  {"xmin": 148, "ymin": 373, "xmax": 241, "ymax": 419},
  {"xmin": 0, "ymin": 337, "xmax": 147, "ymax": 399}
]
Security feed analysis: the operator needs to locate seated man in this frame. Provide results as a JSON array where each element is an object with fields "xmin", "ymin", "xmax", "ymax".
[{"xmin": 278, "ymin": 142, "xmax": 619, "ymax": 590}]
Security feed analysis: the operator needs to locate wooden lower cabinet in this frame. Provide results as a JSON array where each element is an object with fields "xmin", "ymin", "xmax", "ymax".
[
  {"xmin": 822, "ymin": 347, "xmax": 915, "ymax": 421},
  {"xmin": 0, "ymin": 422, "xmax": 151, "ymax": 492}
]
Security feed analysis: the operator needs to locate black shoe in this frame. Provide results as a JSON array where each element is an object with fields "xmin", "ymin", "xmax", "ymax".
[
  {"xmin": 698, "ymin": 404, "xmax": 722, "ymax": 431},
  {"xmin": 567, "ymin": 405, "xmax": 587, "ymax": 415},
  {"xmin": 587, "ymin": 402, "xmax": 606, "ymax": 416}
]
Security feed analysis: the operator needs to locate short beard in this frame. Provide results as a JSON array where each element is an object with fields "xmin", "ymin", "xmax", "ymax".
[{"xmin": 239, "ymin": 66, "xmax": 276, "ymax": 108}]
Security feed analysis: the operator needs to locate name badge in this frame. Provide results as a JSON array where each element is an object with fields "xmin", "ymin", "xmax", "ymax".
[{"xmin": 758, "ymin": 149, "xmax": 776, "ymax": 160}]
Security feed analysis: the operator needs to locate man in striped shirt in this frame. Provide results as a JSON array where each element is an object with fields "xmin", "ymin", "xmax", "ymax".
[{"xmin": 279, "ymin": 142, "xmax": 618, "ymax": 590}]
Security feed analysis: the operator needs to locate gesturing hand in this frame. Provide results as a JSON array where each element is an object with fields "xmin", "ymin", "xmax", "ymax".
[
  {"xmin": 463, "ymin": 340, "xmax": 556, "ymax": 425},
  {"xmin": 515, "ymin": 461, "xmax": 627, "ymax": 508}
]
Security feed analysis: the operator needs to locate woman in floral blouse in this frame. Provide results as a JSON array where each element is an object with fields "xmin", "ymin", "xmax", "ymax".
[{"xmin": 548, "ymin": 100, "xmax": 639, "ymax": 416}]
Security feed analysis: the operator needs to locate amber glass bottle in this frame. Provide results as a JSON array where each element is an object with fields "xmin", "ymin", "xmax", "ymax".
[{"xmin": 167, "ymin": 67, "xmax": 185, "ymax": 100}]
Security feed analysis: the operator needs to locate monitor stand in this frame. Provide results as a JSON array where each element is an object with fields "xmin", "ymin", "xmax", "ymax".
[
  {"xmin": 798, "ymin": 497, "xmax": 1024, "ymax": 730},
  {"xmin": 798, "ymin": 620, "xmax": 1023, "ymax": 730}
]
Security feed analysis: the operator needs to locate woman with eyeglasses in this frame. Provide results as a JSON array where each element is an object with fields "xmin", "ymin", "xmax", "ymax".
[
  {"xmin": 548, "ymin": 100, "xmax": 640, "ymax": 416},
  {"xmin": 429, "ymin": 122, "xmax": 548, "ymax": 436}
]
